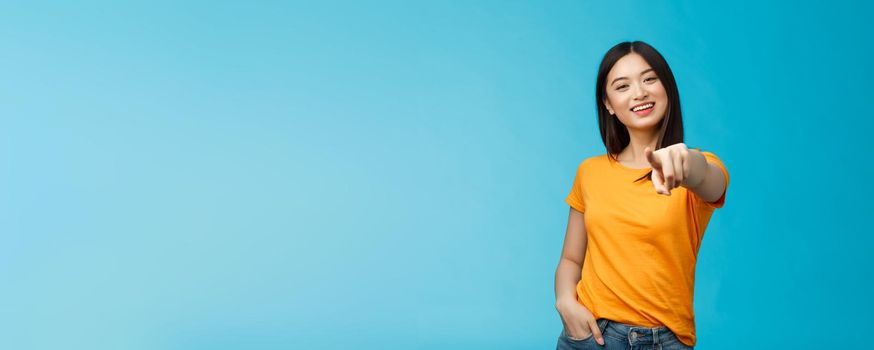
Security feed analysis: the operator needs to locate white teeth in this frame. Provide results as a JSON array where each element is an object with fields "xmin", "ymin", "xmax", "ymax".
[{"xmin": 632, "ymin": 103, "xmax": 654, "ymax": 112}]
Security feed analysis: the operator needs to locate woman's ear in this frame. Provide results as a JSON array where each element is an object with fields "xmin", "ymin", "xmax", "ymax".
[{"xmin": 604, "ymin": 99, "xmax": 615, "ymax": 115}]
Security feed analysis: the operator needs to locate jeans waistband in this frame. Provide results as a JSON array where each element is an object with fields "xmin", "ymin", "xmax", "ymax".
[{"xmin": 599, "ymin": 318, "xmax": 677, "ymax": 346}]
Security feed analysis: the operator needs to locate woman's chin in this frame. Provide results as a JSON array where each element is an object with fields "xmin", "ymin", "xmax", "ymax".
[
  {"xmin": 630, "ymin": 111, "xmax": 665, "ymax": 127},
  {"xmin": 621, "ymin": 119, "xmax": 663, "ymax": 132}
]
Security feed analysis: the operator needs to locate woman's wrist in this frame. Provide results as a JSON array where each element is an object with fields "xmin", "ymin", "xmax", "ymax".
[{"xmin": 681, "ymin": 148, "xmax": 708, "ymax": 189}]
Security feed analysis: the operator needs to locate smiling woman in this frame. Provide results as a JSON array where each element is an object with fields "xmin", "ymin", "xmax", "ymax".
[
  {"xmin": 554, "ymin": 41, "xmax": 729, "ymax": 350},
  {"xmin": 609, "ymin": 65, "xmax": 664, "ymax": 118}
]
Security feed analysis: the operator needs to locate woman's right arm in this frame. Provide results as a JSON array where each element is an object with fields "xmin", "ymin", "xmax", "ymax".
[{"xmin": 554, "ymin": 207, "xmax": 605, "ymax": 345}]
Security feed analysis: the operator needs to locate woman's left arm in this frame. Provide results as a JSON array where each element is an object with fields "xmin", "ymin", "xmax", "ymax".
[{"xmin": 644, "ymin": 143, "xmax": 726, "ymax": 202}]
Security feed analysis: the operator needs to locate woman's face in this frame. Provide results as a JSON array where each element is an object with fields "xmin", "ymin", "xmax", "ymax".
[{"xmin": 603, "ymin": 53, "xmax": 669, "ymax": 132}]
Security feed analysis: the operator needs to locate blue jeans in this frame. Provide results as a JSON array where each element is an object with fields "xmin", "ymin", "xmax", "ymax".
[{"xmin": 556, "ymin": 318, "xmax": 693, "ymax": 350}]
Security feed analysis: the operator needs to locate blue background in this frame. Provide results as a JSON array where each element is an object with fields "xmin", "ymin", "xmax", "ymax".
[{"xmin": 2, "ymin": 1, "xmax": 871, "ymax": 349}]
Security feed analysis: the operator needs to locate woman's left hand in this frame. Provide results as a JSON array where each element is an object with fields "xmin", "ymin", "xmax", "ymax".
[{"xmin": 644, "ymin": 143, "xmax": 705, "ymax": 195}]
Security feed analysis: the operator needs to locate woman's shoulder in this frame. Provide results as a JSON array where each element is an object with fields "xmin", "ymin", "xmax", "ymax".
[{"xmin": 573, "ymin": 153, "xmax": 612, "ymax": 171}]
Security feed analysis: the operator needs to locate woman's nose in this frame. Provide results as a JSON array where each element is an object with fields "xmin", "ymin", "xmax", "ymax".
[{"xmin": 632, "ymin": 84, "xmax": 648, "ymax": 99}]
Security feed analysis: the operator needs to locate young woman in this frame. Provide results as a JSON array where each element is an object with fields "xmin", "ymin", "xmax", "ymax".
[{"xmin": 554, "ymin": 41, "xmax": 729, "ymax": 350}]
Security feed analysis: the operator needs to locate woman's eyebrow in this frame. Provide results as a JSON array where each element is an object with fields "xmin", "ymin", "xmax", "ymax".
[
  {"xmin": 610, "ymin": 68, "xmax": 655, "ymax": 85},
  {"xmin": 610, "ymin": 77, "xmax": 628, "ymax": 85}
]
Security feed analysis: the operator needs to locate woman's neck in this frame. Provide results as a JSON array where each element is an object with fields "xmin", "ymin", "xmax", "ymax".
[{"xmin": 617, "ymin": 129, "xmax": 659, "ymax": 167}]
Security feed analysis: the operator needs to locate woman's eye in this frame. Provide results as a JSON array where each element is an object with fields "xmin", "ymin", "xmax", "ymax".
[
  {"xmin": 645, "ymin": 77, "xmax": 658, "ymax": 83},
  {"xmin": 616, "ymin": 85, "xmax": 628, "ymax": 90}
]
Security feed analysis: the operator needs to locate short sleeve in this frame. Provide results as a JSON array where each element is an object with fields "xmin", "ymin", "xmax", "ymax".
[
  {"xmin": 565, "ymin": 160, "xmax": 586, "ymax": 213},
  {"xmin": 695, "ymin": 151, "xmax": 730, "ymax": 209}
]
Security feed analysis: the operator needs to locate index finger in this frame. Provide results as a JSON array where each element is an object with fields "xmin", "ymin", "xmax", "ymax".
[{"xmin": 644, "ymin": 147, "xmax": 661, "ymax": 168}]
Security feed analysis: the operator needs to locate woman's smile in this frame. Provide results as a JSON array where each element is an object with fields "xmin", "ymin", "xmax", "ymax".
[{"xmin": 631, "ymin": 102, "xmax": 655, "ymax": 116}]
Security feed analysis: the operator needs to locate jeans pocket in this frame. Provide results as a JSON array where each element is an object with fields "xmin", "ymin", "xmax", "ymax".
[{"xmin": 562, "ymin": 328, "xmax": 594, "ymax": 342}]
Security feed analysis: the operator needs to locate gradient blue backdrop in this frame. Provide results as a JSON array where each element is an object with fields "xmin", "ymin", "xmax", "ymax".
[{"xmin": 2, "ymin": 1, "xmax": 871, "ymax": 349}]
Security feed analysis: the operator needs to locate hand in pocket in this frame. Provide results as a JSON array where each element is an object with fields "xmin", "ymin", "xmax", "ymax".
[{"xmin": 557, "ymin": 301, "xmax": 604, "ymax": 345}]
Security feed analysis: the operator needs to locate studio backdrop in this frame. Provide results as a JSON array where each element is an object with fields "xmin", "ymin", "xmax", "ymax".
[{"xmin": 0, "ymin": 1, "xmax": 871, "ymax": 349}]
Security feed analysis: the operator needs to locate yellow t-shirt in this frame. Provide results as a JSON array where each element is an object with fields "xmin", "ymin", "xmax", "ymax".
[{"xmin": 565, "ymin": 151, "xmax": 729, "ymax": 347}]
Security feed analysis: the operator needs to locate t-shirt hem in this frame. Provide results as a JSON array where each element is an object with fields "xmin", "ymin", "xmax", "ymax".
[{"xmin": 565, "ymin": 197, "xmax": 585, "ymax": 213}]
